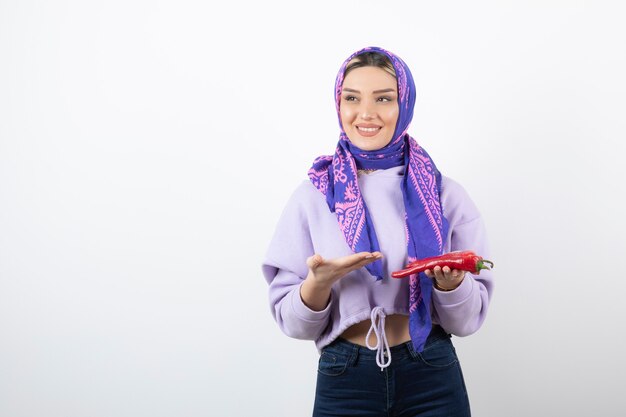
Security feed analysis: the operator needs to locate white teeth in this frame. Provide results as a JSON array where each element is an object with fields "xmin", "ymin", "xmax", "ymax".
[{"xmin": 357, "ymin": 127, "xmax": 380, "ymax": 132}]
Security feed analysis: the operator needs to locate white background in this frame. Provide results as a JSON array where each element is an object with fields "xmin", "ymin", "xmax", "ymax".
[{"xmin": 1, "ymin": 1, "xmax": 625, "ymax": 416}]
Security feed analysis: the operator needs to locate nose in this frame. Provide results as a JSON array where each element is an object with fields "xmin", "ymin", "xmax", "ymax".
[{"xmin": 359, "ymin": 100, "xmax": 376, "ymax": 120}]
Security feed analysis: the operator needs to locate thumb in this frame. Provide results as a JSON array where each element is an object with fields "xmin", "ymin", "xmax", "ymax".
[{"xmin": 306, "ymin": 254, "xmax": 323, "ymax": 270}]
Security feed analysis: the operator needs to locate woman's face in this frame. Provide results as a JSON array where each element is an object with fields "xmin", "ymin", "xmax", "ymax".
[{"xmin": 340, "ymin": 66, "xmax": 399, "ymax": 151}]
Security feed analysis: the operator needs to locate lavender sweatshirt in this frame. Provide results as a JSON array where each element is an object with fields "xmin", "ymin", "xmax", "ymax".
[{"xmin": 262, "ymin": 166, "xmax": 494, "ymax": 352}]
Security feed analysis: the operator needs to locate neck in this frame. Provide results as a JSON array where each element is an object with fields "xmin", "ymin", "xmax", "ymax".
[
  {"xmin": 357, "ymin": 168, "xmax": 378, "ymax": 175},
  {"xmin": 344, "ymin": 134, "xmax": 406, "ymax": 171}
]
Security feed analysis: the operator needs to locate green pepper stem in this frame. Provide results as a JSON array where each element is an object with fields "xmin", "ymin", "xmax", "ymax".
[{"xmin": 476, "ymin": 260, "xmax": 494, "ymax": 271}]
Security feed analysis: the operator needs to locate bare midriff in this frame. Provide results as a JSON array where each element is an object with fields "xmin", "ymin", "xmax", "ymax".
[{"xmin": 340, "ymin": 314, "xmax": 411, "ymax": 347}]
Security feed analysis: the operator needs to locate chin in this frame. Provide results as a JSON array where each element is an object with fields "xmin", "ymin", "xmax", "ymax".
[
  {"xmin": 355, "ymin": 138, "xmax": 392, "ymax": 151},
  {"xmin": 348, "ymin": 135, "xmax": 385, "ymax": 151}
]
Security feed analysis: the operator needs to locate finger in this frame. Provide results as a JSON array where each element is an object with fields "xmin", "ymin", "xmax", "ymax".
[
  {"xmin": 352, "ymin": 254, "xmax": 383, "ymax": 273},
  {"xmin": 445, "ymin": 266, "xmax": 459, "ymax": 281},
  {"xmin": 452, "ymin": 269, "xmax": 465, "ymax": 280},
  {"xmin": 433, "ymin": 266, "xmax": 445, "ymax": 281},
  {"xmin": 343, "ymin": 252, "xmax": 382, "ymax": 268},
  {"xmin": 306, "ymin": 254, "xmax": 324, "ymax": 270},
  {"xmin": 442, "ymin": 266, "xmax": 451, "ymax": 275},
  {"xmin": 341, "ymin": 253, "xmax": 384, "ymax": 276},
  {"xmin": 424, "ymin": 269, "xmax": 433, "ymax": 278},
  {"xmin": 364, "ymin": 251, "xmax": 383, "ymax": 259}
]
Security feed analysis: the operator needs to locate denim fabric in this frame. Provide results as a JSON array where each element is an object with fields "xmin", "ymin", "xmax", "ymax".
[{"xmin": 313, "ymin": 326, "xmax": 471, "ymax": 417}]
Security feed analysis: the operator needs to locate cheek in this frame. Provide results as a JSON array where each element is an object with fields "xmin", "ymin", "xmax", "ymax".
[
  {"xmin": 384, "ymin": 108, "xmax": 399, "ymax": 128},
  {"xmin": 340, "ymin": 107, "xmax": 356, "ymax": 126}
]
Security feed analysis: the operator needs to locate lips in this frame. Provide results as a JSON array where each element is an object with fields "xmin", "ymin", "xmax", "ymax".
[{"xmin": 356, "ymin": 125, "xmax": 382, "ymax": 137}]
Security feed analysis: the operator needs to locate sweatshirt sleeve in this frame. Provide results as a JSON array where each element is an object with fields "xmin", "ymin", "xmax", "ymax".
[
  {"xmin": 261, "ymin": 183, "xmax": 333, "ymax": 340},
  {"xmin": 431, "ymin": 180, "xmax": 495, "ymax": 337}
]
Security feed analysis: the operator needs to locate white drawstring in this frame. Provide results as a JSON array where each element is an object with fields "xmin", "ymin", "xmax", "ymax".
[{"xmin": 366, "ymin": 307, "xmax": 391, "ymax": 371}]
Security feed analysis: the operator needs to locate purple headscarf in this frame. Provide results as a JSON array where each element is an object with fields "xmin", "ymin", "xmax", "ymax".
[{"xmin": 307, "ymin": 46, "xmax": 449, "ymax": 352}]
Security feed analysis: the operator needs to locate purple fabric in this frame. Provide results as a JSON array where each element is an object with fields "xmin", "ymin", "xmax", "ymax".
[{"xmin": 307, "ymin": 46, "xmax": 449, "ymax": 352}]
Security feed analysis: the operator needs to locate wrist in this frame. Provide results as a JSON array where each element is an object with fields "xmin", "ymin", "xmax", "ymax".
[
  {"xmin": 301, "ymin": 275, "xmax": 332, "ymax": 311},
  {"xmin": 434, "ymin": 279, "xmax": 462, "ymax": 292}
]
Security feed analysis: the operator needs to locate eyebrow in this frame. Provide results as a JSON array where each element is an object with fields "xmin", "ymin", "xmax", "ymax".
[{"xmin": 342, "ymin": 88, "xmax": 397, "ymax": 94}]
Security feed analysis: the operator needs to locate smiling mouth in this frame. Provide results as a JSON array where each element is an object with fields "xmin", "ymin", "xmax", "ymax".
[{"xmin": 356, "ymin": 126, "xmax": 382, "ymax": 137}]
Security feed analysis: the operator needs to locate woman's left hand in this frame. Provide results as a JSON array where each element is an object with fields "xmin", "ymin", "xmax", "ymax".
[{"xmin": 424, "ymin": 266, "xmax": 465, "ymax": 291}]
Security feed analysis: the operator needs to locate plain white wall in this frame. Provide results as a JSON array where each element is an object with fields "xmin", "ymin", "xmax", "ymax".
[{"xmin": 1, "ymin": 1, "xmax": 625, "ymax": 416}]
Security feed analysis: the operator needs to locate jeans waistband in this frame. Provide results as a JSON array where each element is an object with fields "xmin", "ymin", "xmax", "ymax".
[{"xmin": 323, "ymin": 324, "xmax": 450, "ymax": 362}]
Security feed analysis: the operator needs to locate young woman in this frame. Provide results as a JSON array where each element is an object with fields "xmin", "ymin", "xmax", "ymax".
[{"xmin": 262, "ymin": 46, "xmax": 494, "ymax": 417}]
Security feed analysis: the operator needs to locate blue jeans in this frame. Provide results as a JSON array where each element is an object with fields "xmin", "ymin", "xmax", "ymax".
[{"xmin": 313, "ymin": 326, "xmax": 471, "ymax": 417}]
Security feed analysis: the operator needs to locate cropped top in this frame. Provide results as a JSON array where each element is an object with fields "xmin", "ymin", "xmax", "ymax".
[{"xmin": 261, "ymin": 165, "xmax": 494, "ymax": 353}]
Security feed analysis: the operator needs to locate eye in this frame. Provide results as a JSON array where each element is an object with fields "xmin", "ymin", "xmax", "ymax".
[
  {"xmin": 343, "ymin": 95, "xmax": 358, "ymax": 102},
  {"xmin": 377, "ymin": 96, "xmax": 394, "ymax": 102}
]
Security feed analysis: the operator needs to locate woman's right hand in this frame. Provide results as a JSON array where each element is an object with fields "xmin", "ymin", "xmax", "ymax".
[
  {"xmin": 306, "ymin": 252, "xmax": 383, "ymax": 287},
  {"xmin": 300, "ymin": 252, "xmax": 383, "ymax": 311}
]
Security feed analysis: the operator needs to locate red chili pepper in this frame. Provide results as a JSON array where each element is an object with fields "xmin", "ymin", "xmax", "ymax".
[{"xmin": 391, "ymin": 250, "xmax": 494, "ymax": 279}]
